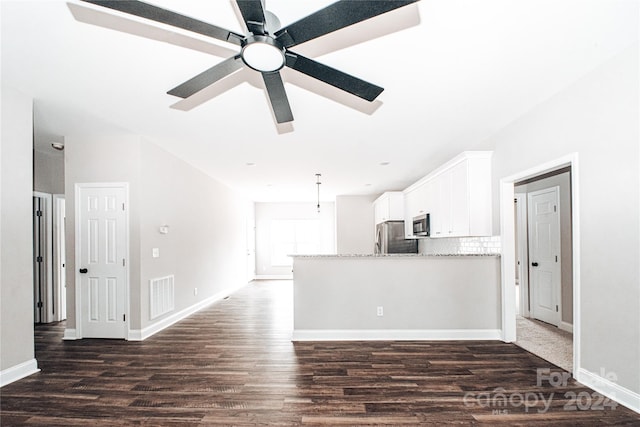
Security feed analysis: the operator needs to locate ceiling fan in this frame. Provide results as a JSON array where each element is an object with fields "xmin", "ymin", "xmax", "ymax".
[{"xmin": 78, "ymin": 0, "xmax": 420, "ymax": 124}]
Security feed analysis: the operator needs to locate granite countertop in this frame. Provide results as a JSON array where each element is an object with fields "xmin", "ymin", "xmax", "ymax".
[{"xmin": 290, "ymin": 253, "xmax": 501, "ymax": 258}]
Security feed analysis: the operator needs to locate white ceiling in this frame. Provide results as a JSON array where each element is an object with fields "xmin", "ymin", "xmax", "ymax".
[{"xmin": 2, "ymin": 0, "xmax": 638, "ymax": 201}]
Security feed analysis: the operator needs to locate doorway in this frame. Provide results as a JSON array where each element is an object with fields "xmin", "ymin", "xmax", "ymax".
[
  {"xmin": 514, "ymin": 172, "xmax": 573, "ymax": 372},
  {"xmin": 500, "ymin": 154, "xmax": 579, "ymax": 376}
]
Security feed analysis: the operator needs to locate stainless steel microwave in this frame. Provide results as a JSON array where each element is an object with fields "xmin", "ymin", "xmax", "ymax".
[{"xmin": 412, "ymin": 214, "xmax": 430, "ymax": 237}]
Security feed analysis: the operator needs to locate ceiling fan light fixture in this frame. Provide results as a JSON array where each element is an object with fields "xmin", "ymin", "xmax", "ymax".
[{"xmin": 241, "ymin": 36, "xmax": 285, "ymax": 72}]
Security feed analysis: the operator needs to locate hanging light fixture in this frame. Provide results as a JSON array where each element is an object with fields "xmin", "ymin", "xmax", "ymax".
[{"xmin": 315, "ymin": 173, "xmax": 322, "ymax": 213}]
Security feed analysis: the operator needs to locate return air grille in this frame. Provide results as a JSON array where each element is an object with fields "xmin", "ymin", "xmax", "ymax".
[{"xmin": 150, "ymin": 275, "xmax": 174, "ymax": 320}]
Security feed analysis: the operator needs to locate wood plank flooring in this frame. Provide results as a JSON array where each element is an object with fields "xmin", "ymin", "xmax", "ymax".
[{"xmin": 2, "ymin": 280, "xmax": 639, "ymax": 425}]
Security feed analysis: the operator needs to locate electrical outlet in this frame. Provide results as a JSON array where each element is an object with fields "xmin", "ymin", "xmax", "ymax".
[
  {"xmin": 377, "ymin": 306, "xmax": 384, "ymax": 317},
  {"xmin": 194, "ymin": 287, "xmax": 198, "ymax": 296}
]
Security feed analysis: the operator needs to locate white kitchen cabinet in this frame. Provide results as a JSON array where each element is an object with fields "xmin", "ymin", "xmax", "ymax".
[
  {"xmin": 431, "ymin": 160, "xmax": 469, "ymax": 237},
  {"xmin": 402, "ymin": 151, "xmax": 492, "ymax": 238},
  {"xmin": 373, "ymin": 191, "xmax": 404, "ymax": 225},
  {"xmin": 403, "ymin": 181, "xmax": 432, "ymax": 238}
]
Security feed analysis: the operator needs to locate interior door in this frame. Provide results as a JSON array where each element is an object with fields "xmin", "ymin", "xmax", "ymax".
[
  {"xmin": 528, "ymin": 187, "xmax": 561, "ymax": 326},
  {"xmin": 77, "ymin": 184, "xmax": 128, "ymax": 339}
]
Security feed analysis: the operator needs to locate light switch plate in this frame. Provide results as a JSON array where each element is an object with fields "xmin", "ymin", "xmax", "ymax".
[{"xmin": 152, "ymin": 248, "xmax": 160, "ymax": 258}]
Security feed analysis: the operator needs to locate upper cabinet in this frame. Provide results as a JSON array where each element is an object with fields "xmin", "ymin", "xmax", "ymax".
[
  {"xmin": 373, "ymin": 191, "xmax": 405, "ymax": 224},
  {"xmin": 403, "ymin": 151, "xmax": 492, "ymax": 238}
]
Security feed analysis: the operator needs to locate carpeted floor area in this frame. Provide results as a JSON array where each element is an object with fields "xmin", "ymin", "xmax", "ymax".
[{"xmin": 515, "ymin": 316, "xmax": 573, "ymax": 372}]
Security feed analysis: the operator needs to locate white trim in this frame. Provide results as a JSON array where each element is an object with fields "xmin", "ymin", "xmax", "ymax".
[
  {"xmin": 0, "ymin": 359, "xmax": 39, "ymax": 387},
  {"xmin": 74, "ymin": 182, "xmax": 130, "ymax": 340},
  {"xmin": 514, "ymin": 192, "xmax": 529, "ymax": 317},
  {"xmin": 53, "ymin": 194, "xmax": 66, "ymax": 322},
  {"xmin": 577, "ymin": 368, "xmax": 640, "ymax": 414},
  {"xmin": 129, "ymin": 282, "xmax": 247, "ymax": 341},
  {"xmin": 255, "ymin": 274, "xmax": 292, "ymax": 280},
  {"xmin": 499, "ymin": 181, "xmax": 517, "ymax": 342},
  {"xmin": 63, "ymin": 328, "xmax": 78, "ymax": 340},
  {"xmin": 292, "ymin": 329, "xmax": 502, "ymax": 342},
  {"xmin": 559, "ymin": 321, "xmax": 573, "ymax": 334},
  {"xmin": 499, "ymin": 153, "xmax": 580, "ymax": 378}
]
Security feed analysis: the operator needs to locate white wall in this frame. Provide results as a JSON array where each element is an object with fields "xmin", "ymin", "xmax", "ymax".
[
  {"xmin": 255, "ymin": 202, "xmax": 335, "ymax": 277},
  {"xmin": 335, "ymin": 195, "xmax": 376, "ymax": 255},
  {"xmin": 138, "ymin": 140, "xmax": 249, "ymax": 329},
  {"xmin": 64, "ymin": 132, "xmax": 142, "ymax": 330},
  {"xmin": 515, "ymin": 172, "xmax": 573, "ymax": 324},
  {"xmin": 489, "ymin": 44, "xmax": 639, "ymax": 394},
  {"xmin": 33, "ymin": 148, "xmax": 64, "ymax": 194},
  {"xmin": 0, "ymin": 86, "xmax": 37, "ymax": 381},
  {"xmin": 64, "ymin": 131, "xmax": 250, "ymax": 335},
  {"xmin": 293, "ymin": 256, "xmax": 501, "ymax": 337}
]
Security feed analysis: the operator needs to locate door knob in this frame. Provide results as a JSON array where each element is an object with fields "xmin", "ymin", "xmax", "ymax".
[
  {"xmin": 531, "ymin": 262, "xmax": 539, "ymax": 267},
  {"xmin": 79, "ymin": 268, "xmax": 88, "ymax": 273}
]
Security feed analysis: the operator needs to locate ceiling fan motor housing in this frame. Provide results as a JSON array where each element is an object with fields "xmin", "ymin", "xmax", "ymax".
[{"xmin": 241, "ymin": 35, "xmax": 286, "ymax": 73}]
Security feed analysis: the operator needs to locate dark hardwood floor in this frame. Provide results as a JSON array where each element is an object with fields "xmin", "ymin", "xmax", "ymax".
[{"xmin": 2, "ymin": 280, "xmax": 638, "ymax": 426}]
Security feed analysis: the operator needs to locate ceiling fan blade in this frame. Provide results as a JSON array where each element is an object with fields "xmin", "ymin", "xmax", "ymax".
[
  {"xmin": 275, "ymin": 0, "xmax": 420, "ymax": 48},
  {"xmin": 285, "ymin": 52, "xmax": 383, "ymax": 101},
  {"xmin": 236, "ymin": 0, "xmax": 267, "ymax": 35},
  {"xmin": 262, "ymin": 72, "xmax": 294, "ymax": 123},
  {"xmin": 80, "ymin": 0, "xmax": 245, "ymax": 45},
  {"xmin": 167, "ymin": 56, "xmax": 244, "ymax": 98}
]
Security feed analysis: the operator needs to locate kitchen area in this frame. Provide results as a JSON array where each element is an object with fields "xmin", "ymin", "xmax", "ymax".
[{"xmin": 292, "ymin": 151, "xmax": 502, "ymax": 341}]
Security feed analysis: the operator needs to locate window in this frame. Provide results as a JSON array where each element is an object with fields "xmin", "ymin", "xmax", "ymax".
[{"xmin": 270, "ymin": 219, "xmax": 321, "ymax": 266}]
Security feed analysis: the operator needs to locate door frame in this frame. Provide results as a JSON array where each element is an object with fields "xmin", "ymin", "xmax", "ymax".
[
  {"xmin": 74, "ymin": 182, "xmax": 130, "ymax": 340},
  {"xmin": 527, "ymin": 186, "xmax": 562, "ymax": 326},
  {"xmin": 53, "ymin": 194, "xmax": 66, "ymax": 322},
  {"xmin": 33, "ymin": 191, "xmax": 54, "ymax": 323},
  {"xmin": 499, "ymin": 153, "xmax": 580, "ymax": 376},
  {"xmin": 514, "ymin": 193, "xmax": 529, "ymax": 317}
]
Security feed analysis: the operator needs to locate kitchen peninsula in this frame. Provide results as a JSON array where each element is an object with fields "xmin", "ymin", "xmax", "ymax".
[{"xmin": 291, "ymin": 254, "xmax": 501, "ymax": 341}]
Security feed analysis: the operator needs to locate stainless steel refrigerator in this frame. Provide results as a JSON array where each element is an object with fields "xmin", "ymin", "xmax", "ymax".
[{"xmin": 374, "ymin": 221, "xmax": 418, "ymax": 254}]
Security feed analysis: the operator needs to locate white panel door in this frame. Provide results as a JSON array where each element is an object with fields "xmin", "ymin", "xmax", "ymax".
[
  {"xmin": 78, "ymin": 185, "xmax": 127, "ymax": 339},
  {"xmin": 528, "ymin": 187, "xmax": 561, "ymax": 326}
]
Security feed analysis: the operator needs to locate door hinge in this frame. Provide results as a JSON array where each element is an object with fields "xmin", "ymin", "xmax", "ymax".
[
  {"xmin": 123, "ymin": 314, "xmax": 126, "ymax": 322},
  {"xmin": 36, "ymin": 210, "xmax": 43, "ymax": 217},
  {"xmin": 556, "ymin": 305, "xmax": 559, "ymax": 312},
  {"xmin": 554, "ymin": 205, "xmax": 557, "ymax": 212},
  {"xmin": 555, "ymin": 255, "xmax": 558, "ymax": 262},
  {"xmin": 122, "ymin": 203, "xmax": 125, "ymax": 211},
  {"xmin": 122, "ymin": 258, "xmax": 126, "ymax": 267},
  {"xmin": 37, "ymin": 301, "xmax": 43, "ymax": 308},
  {"xmin": 36, "ymin": 256, "xmax": 43, "ymax": 263}
]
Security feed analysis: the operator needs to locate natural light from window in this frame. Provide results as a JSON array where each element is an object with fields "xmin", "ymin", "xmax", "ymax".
[{"xmin": 270, "ymin": 219, "xmax": 321, "ymax": 266}]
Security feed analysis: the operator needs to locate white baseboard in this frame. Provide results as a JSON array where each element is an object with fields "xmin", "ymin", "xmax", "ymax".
[
  {"xmin": 128, "ymin": 283, "xmax": 246, "ymax": 341},
  {"xmin": 0, "ymin": 359, "xmax": 40, "ymax": 387},
  {"xmin": 255, "ymin": 275, "xmax": 292, "ymax": 280},
  {"xmin": 559, "ymin": 321, "xmax": 574, "ymax": 334},
  {"xmin": 292, "ymin": 329, "xmax": 502, "ymax": 342},
  {"xmin": 63, "ymin": 328, "xmax": 78, "ymax": 340},
  {"xmin": 577, "ymin": 368, "xmax": 640, "ymax": 414}
]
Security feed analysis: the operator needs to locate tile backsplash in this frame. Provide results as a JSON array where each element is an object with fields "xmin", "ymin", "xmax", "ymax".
[{"xmin": 419, "ymin": 236, "xmax": 501, "ymax": 255}]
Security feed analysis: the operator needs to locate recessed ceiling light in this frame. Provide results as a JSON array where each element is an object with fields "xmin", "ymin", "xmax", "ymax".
[
  {"xmin": 246, "ymin": 162, "xmax": 256, "ymax": 166},
  {"xmin": 364, "ymin": 183, "xmax": 372, "ymax": 187},
  {"xmin": 379, "ymin": 161, "xmax": 390, "ymax": 166}
]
